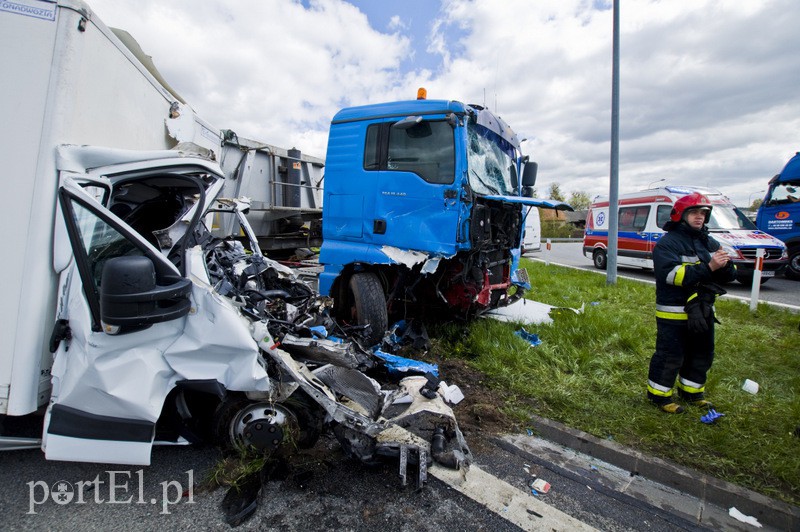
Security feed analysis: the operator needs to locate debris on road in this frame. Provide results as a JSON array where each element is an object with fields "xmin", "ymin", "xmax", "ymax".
[
  {"xmin": 531, "ymin": 478, "xmax": 551, "ymax": 494},
  {"xmin": 728, "ymin": 507, "xmax": 763, "ymax": 528}
]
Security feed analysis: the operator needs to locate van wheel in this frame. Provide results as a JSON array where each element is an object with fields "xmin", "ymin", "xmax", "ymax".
[
  {"xmin": 593, "ymin": 249, "xmax": 607, "ymax": 270},
  {"xmin": 348, "ymin": 272, "xmax": 388, "ymax": 346},
  {"xmin": 786, "ymin": 248, "xmax": 800, "ymax": 280}
]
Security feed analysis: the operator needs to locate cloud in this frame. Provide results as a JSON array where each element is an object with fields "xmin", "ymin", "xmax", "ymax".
[{"xmin": 88, "ymin": 0, "xmax": 800, "ymax": 204}]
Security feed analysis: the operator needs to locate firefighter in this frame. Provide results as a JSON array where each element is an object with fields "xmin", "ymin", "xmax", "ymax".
[{"xmin": 647, "ymin": 192, "xmax": 736, "ymax": 413}]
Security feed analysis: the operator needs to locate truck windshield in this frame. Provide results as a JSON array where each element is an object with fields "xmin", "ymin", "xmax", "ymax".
[
  {"xmin": 708, "ymin": 205, "xmax": 757, "ymax": 231},
  {"xmin": 467, "ymin": 123, "xmax": 518, "ymax": 196}
]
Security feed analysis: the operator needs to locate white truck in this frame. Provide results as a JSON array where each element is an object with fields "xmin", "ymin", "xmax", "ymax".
[{"xmin": 1, "ymin": 0, "xmax": 470, "ymax": 481}]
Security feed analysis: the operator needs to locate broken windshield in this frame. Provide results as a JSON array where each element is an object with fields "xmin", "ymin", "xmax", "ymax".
[{"xmin": 466, "ymin": 123, "xmax": 518, "ymax": 196}]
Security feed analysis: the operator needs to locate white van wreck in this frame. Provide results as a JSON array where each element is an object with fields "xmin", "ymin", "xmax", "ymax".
[{"xmin": 12, "ymin": 146, "xmax": 469, "ymax": 486}]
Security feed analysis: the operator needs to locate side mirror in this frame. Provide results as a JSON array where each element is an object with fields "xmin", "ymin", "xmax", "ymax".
[
  {"xmin": 100, "ymin": 255, "xmax": 192, "ymax": 333},
  {"xmin": 522, "ymin": 161, "xmax": 538, "ymax": 197},
  {"xmin": 522, "ymin": 161, "xmax": 538, "ymax": 187}
]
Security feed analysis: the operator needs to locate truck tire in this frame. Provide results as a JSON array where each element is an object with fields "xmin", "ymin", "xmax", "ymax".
[
  {"xmin": 593, "ymin": 249, "xmax": 607, "ymax": 270},
  {"xmin": 786, "ymin": 247, "xmax": 800, "ymax": 280},
  {"xmin": 349, "ymin": 272, "xmax": 388, "ymax": 346}
]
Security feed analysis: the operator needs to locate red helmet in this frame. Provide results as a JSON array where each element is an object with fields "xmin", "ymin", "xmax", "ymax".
[{"xmin": 670, "ymin": 192, "xmax": 712, "ymax": 223}]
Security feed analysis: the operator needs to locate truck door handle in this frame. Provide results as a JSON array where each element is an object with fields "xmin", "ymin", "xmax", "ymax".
[{"xmin": 373, "ymin": 219, "xmax": 386, "ymax": 234}]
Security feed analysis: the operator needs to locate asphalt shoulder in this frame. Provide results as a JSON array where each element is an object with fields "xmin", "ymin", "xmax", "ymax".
[{"xmin": 489, "ymin": 415, "xmax": 800, "ymax": 531}]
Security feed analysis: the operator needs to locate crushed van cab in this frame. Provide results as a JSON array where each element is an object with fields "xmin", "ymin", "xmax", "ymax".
[
  {"xmin": 584, "ymin": 186, "xmax": 788, "ymax": 285},
  {"xmin": 10, "ymin": 145, "xmax": 471, "ymax": 485}
]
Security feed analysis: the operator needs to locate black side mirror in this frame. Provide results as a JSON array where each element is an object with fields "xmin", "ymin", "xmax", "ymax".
[
  {"xmin": 100, "ymin": 255, "xmax": 192, "ymax": 333},
  {"xmin": 522, "ymin": 161, "xmax": 538, "ymax": 187},
  {"xmin": 522, "ymin": 161, "xmax": 538, "ymax": 197}
]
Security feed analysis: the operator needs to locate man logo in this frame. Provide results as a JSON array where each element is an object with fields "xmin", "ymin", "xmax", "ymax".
[{"xmin": 51, "ymin": 481, "xmax": 74, "ymax": 505}]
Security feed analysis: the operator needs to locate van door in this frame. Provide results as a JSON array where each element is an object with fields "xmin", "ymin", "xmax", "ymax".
[
  {"xmin": 648, "ymin": 204, "xmax": 672, "ymax": 260},
  {"xmin": 45, "ymin": 177, "xmax": 193, "ymax": 465},
  {"xmin": 617, "ymin": 205, "xmax": 651, "ymax": 267}
]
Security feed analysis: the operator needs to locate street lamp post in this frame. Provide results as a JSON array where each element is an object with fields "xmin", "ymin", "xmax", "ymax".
[{"xmin": 648, "ymin": 178, "xmax": 665, "ymax": 189}]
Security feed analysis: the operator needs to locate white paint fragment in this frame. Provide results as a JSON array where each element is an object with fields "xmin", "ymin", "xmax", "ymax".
[
  {"xmin": 728, "ymin": 507, "xmax": 762, "ymax": 528},
  {"xmin": 483, "ymin": 299, "xmax": 555, "ymax": 324},
  {"xmin": 381, "ymin": 246, "xmax": 431, "ymax": 268},
  {"xmin": 437, "ymin": 381, "xmax": 465, "ymax": 405},
  {"xmin": 484, "ymin": 299, "xmax": 586, "ymax": 325},
  {"xmin": 421, "ymin": 257, "xmax": 441, "ymax": 275}
]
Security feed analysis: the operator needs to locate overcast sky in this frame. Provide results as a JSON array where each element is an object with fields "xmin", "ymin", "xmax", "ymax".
[{"xmin": 87, "ymin": 0, "xmax": 800, "ymax": 206}]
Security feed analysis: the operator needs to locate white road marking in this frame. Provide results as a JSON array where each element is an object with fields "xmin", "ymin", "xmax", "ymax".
[{"xmin": 429, "ymin": 464, "xmax": 597, "ymax": 531}]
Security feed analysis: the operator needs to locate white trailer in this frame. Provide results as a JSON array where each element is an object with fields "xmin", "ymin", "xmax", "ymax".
[{"xmin": 0, "ymin": 0, "xmax": 222, "ymax": 417}]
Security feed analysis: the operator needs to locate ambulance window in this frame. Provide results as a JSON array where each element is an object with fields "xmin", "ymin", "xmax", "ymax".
[
  {"xmin": 656, "ymin": 205, "xmax": 671, "ymax": 229},
  {"xmin": 619, "ymin": 206, "xmax": 650, "ymax": 232}
]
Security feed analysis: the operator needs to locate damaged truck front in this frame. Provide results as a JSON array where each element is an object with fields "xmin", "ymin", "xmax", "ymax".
[{"xmin": 319, "ymin": 94, "xmax": 571, "ymax": 345}]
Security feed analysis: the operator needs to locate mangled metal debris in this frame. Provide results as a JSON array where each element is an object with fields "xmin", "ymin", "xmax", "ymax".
[{"xmin": 197, "ymin": 203, "xmax": 473, "ymax": 489}]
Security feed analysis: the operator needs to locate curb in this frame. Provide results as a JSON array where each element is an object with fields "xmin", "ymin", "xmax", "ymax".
[{"xmin": 524, "ymin": 415, "xmax": 800, "ymax": 531}]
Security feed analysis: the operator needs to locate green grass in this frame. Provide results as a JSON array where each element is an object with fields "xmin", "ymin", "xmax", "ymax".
[{"xmin": 433, "ymin": 259, "xmax": 800, "ymax": 506}]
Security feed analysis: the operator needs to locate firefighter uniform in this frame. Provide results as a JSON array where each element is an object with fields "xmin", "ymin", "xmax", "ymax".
[{"xmin": 647, "ymin": 196, "xmax": 736, "ymax": 412}]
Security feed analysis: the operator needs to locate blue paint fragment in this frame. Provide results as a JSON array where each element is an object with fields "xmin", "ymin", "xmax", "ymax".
[
  {"xmin": 700, "ymin": 409, "xmax": 725, "ymax": 424},
  {"xmin": 309, "ymin": 326, "xmax": 328, "ymax": 338},
  {"xmin": 515, "ymin": 328, "xmax": 542, "ymax": 347},
  {"xmin": 372, "ymin": 348, "xmax": 438, "ymax": 377}
]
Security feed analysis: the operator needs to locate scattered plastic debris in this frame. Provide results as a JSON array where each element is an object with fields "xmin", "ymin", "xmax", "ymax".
[
  {"xmin": 372, "ymin": 349, "xmax": 439, "ymax": 377},
  {"xmin": 742, "ymin": 379, "xmax": 759, "ymax": 395},
  {"xmin": 531, "ymin": 478, "xmax": 551, "ymax": 494},
  {"xmin": 700, "ymin": 409, "xmax": 725, "ymax": 424},
  {"xmin": 484, "ymin": 299, "xmax": 555, "ymax": 325},
  {"xmin": 728, "ymin": 507, "xmax": 762, "ymax": 528},
  {"xmin": 514, "ymin": 328, "xmax": 542, "ymax": 347},
  {"xmin": 590, "ymin": 465, "xmax": 599, "ymax": 472},
  {"xmin": 590, "ymin": 301, "xmax": 600, "ymax": 306},
  {"xmin": 438, "ymin": 381, "xmax": 465, "ymax": 405}
]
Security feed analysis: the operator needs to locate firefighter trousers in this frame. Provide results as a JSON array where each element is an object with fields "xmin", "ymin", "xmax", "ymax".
[{"xmin": 647, "ymin": 318, "xmax": 715, "ymax": 402}]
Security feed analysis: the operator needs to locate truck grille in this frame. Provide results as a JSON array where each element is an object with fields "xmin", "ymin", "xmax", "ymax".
[{"xmin": 739, "ymin": 248, "xmax": 783, "ymax": 260}]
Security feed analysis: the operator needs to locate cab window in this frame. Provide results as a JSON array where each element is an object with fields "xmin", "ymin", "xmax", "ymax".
[{"xmin": 363, "ymin": 120, "xmax": 455, "ymax": 184}]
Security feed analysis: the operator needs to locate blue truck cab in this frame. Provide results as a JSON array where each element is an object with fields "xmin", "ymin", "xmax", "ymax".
[
  {"xmin": 756, "ymin": 152, "xmax": 800, "ymax": 279},
  {"xmin": 318, "ymin": 92, "xmax": 569, "ymax": 344}
]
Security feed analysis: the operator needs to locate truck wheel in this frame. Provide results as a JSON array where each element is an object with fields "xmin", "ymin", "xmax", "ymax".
[
  {"xmin": 786, "ymin": 248, "xmax": 800, "ymax": 280},
  {"xmin": 593, "ymin": 249, "xmax": 607, "ymax": 270},
  {"xmin": 348, "ymin": 272, "xmax": 388, "ymax": 346}
]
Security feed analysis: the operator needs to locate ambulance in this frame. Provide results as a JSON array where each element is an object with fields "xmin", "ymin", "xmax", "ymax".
[{"xmin": 583, "ymin": 186, "xmax": 788, "ymax": 284}]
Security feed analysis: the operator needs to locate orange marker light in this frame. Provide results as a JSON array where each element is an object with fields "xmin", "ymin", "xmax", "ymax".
[{"xmin": 417, "ymin": 87, "xmax": 427, "ymax": 100}]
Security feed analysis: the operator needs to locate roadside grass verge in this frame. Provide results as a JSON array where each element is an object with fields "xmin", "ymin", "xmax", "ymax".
[{"xmin": 431, "ymin": 259, "xmax": 800, "ymax": 506}]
